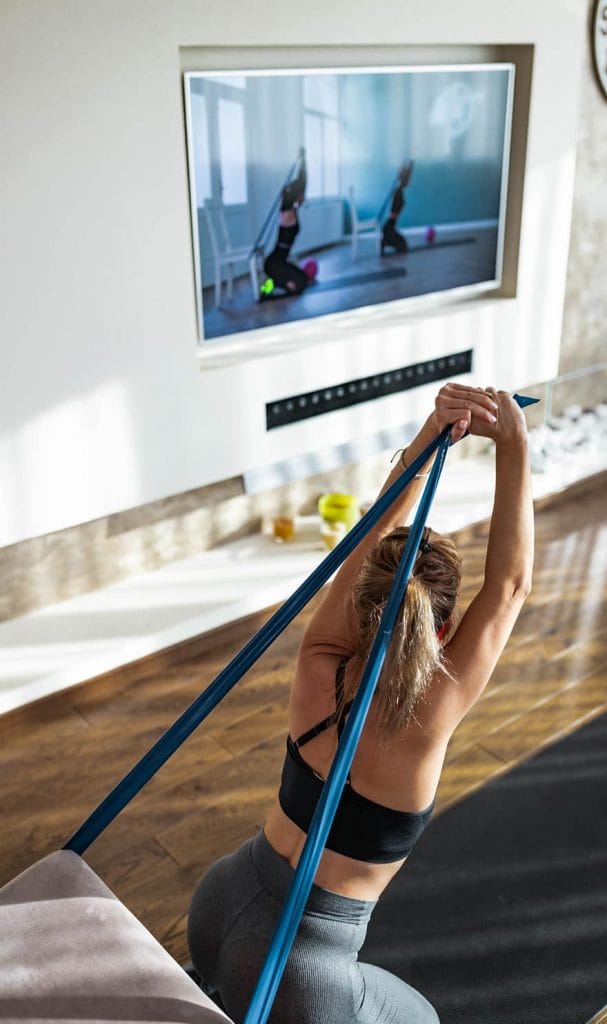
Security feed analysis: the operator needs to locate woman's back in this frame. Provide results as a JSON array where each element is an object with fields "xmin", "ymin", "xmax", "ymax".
[
  {"xmin": 266, "ymin": 385, "xmax": 533, "ymax": 901},
  {"xmin": 291, "ymin": 650, "xmax": 448, "ymax": 810},
  {"xmin": 265, "ymin": 647, "xmax": 451, "ymax": 900}
]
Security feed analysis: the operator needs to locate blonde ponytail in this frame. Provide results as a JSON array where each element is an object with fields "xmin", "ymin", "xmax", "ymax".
[{"xmin": 341, "ymin": 527, "xmax": 461, "ymax": 738}]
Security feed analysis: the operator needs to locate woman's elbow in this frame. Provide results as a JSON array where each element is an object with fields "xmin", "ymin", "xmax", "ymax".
[
  {"xmin": 510, "ymin": 575, "xmax": 532, "ymax": 603},
  {"xmin": 487, "ymin": 574, "xmax": 532, "ymax": 607}
]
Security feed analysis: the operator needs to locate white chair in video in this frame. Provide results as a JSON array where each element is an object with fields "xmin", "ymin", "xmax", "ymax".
[
  {"xmin": 202, "ymin": 201, "xmax": 253, "ymax": 308},
  {"xmin": 345, "ymin": 186, "xmax": 381, "ymax": 261}
]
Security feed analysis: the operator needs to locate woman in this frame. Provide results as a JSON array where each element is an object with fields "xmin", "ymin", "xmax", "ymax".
[
  {"xmin": 381, "ymin": 161, "xmax": 414, "ymax": 255},
  {"xmin": 263, "ymin": 149, "xmax": 309, "ymax": 295},
  {"xmin": 188, "ymin": 382, "xmax": 533, "ymax": 1023}
]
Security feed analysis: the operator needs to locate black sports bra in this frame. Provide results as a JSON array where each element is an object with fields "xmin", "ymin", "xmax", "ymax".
[
  {"xmin": 275, "ymin": 221, "xmax": 299, "ymax": 253},
  {"xmin": 278, "ymin": 661, "xmax": 434, "ymax": 864}
]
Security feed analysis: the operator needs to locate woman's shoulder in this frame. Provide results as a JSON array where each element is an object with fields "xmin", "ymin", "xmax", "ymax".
[
  {"xmin": 289, "ymin": 641, "xmax": 350, "ymax": 726},
  {"xmin": 299, "ymin": 629, "xmax": 355, "ymax": 661}
]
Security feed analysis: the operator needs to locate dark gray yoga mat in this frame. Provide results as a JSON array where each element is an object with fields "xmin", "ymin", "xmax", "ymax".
[{"xmin": 364, "ymin": 712, "xmax": 607, "ymax": 1024}]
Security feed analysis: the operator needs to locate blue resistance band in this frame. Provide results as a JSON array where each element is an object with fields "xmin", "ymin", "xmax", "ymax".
[
  {"xmin": 243, "ymin": 430, "xmax": 452, "ymax": 1024},
  {"xmin": 63, "ymin": 428, "xmax": 449, "ymax": 855},
  {"xmin": 64, "ymin": 394, "xmax": 537, "ymax": 856},
  {"xmin": 243, "ymin": 392, "xmax": 538, "ymax": 1024}
]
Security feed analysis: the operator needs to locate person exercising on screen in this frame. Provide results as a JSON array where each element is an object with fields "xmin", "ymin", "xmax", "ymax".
[
  {"xmin": 263, "ymin": 148, "xmax": 309, "ymax": 295},
  {"xmin": 382, "ymin": 160, "xmax": 414, "ymax": 255}
]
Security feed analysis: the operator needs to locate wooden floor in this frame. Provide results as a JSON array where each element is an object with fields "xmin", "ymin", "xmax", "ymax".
[{"xmin": 1, "ymin": 472, "xmax": 605, "ymax": 969}]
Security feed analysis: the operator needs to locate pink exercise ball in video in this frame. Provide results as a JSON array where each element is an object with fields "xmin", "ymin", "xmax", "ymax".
[{"xmin": 302, "ymin": 258, "xmax": 318, "ymax": 280}]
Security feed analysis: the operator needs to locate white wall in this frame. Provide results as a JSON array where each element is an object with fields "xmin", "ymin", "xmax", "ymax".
[{"xmin": 0, "ymin": 0, "xmax": 586, "ymax": 548}]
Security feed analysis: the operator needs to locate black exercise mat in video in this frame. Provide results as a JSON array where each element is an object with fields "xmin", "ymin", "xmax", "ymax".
[{"xmin": 364, "ymin": 713, "xmax": 607, "ymax": 1024}]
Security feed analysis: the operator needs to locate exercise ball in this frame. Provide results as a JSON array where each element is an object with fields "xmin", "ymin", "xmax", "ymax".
[{"xmin": 302, "ymin": 258, "xmax": 318, "ymax": 280}]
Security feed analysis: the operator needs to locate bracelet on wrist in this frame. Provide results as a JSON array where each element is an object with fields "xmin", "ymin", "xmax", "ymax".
[{"xmin": 391, "ymin": 447, "xmax": 430, "ymax": 478}]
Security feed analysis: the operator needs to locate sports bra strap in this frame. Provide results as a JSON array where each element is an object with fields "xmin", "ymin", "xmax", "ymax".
[{"xmin": 293, "ymin": 659, "xmax": 354, "ymax": 750}]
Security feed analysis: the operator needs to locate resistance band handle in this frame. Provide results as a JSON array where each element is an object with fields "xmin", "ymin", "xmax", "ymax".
[
  {"xmin": 513, "ymin": 393, "xmax": 539, "ymax": 408},
  {"xmin": 243, "ymin": 433, "xmax": 452, "ymax": 1024},
  {"xmin": 63, "ymin": 430, "xmax": 448, "ymax": 854}
]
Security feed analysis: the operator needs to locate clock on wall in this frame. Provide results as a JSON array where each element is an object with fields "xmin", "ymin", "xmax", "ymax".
[{"xmin": 594, "ymin": 0, "xmax": 607, "ymax": 98}]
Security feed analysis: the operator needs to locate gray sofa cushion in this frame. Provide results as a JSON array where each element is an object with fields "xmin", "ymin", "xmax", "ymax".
[{"xmin": 0, "ymin": 850, "xmax": 233, "ymax": 1023}]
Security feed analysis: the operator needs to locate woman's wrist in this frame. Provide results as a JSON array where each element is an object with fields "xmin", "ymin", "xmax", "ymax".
[
  {"xmin": 392, "ymin": 415, "xmax": 439, "ymax": 476},
  {"xmin": 495, "ymin": 431, "xmax": 529, "ymax": 453},
  {"xmin": 427, "ymin": 411, "xmax": 442, "ymax": 437},
  {"xmin": 393, "ymin": 447, "xmax": 431, "ymax": 478}
]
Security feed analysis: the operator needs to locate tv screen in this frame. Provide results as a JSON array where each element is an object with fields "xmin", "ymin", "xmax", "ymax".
[{"xmin": 184, "ymin": 63, "xmax": 514, "ymax": 347}]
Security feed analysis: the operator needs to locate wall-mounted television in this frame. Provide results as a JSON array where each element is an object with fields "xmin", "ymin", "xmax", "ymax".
[{"xmin": 184, "ymin": 62, "xmax": 514, "ymax": 350}]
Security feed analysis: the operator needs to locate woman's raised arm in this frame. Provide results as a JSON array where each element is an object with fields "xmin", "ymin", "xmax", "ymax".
[
  {"xmin": 301, "ymin": 383, "xmax": 500, "ymax": 656},
  {"xmin": 438, "ymin": 389, "xmax": 534, "ymax": 724}
]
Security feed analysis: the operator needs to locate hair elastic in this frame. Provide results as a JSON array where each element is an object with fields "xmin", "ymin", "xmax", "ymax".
[{"xmin": 391, "ymin": 447, "xmax": 431, "ymax": 479}]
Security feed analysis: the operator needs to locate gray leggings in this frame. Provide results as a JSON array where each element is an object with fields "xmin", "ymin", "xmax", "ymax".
[{"xmin": 188, "ymin": 829, "xmax": 439, "ymax": 1024}]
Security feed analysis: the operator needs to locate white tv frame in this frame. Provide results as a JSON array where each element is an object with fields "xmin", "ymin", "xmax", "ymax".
[{"xmin": 183, "ymin": 61, "xmax": 515, "ymax": 364}]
